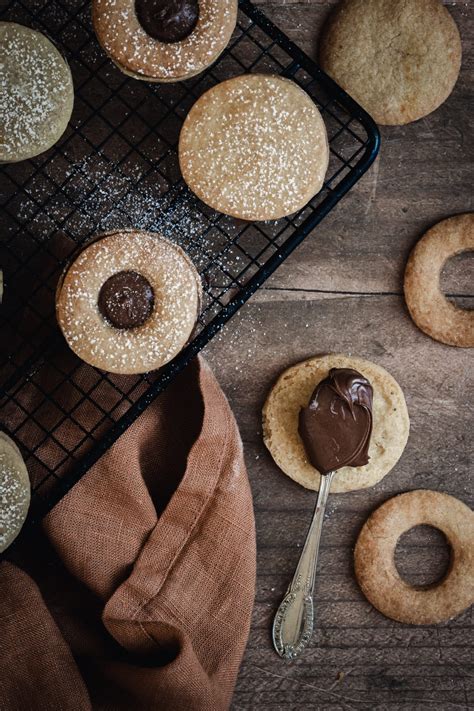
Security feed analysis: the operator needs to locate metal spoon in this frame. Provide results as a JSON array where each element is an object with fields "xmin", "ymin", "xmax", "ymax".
[{"xmin": 272, "ymin": 470, "xmax": 335, "ymax": 659}]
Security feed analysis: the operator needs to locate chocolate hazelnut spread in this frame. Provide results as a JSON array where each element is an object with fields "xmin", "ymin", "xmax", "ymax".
[
  {"xmin": 135, "ymin": 0, "xmax": 199, "ymax": 43},
  {"xmin": 299, "ymin": 368, "xmax": 373, "ymax": 475},
  {"xmin": 98, "ymin": 271, "xmax": 154, "ymax": 330}
]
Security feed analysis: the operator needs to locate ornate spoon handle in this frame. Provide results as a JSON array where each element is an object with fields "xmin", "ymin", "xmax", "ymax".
[{"xmin": 272, "ymin": 470, "xmax": 335, "ymax": 659}]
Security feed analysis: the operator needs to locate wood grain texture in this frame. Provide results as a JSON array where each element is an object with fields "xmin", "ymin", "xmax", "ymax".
[
  {"xmin": 205, "ymin": 1, "xmax": 474, "ymax": 708},
  {"xmin": 254, "ymin": 0, "xmax": 474, "ymax": 297}
]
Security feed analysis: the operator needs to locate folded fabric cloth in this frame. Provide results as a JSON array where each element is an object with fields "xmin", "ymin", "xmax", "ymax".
[{"xmin": 0, "ymin": 357, "xmax": 256, "ymax": 710}]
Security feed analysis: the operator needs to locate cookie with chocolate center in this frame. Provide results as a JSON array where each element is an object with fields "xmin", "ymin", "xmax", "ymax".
[
  {"xmin": 56, "ymin": 230, "xmax": 202, "ymax": 375},
  {"xmin": 93, "ymin": 0, "xmax": 237, "ymax": 82}
]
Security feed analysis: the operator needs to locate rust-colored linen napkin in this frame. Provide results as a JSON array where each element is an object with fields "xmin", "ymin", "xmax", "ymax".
[{"xmin": 0, "ymin": 356, "xmax": 256, "ymax": 710}]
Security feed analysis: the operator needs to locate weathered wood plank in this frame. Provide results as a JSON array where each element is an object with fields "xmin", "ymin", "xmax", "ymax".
[{"xmin": 205, "ymin": 291, "xmax": 473, "ymax": 709}]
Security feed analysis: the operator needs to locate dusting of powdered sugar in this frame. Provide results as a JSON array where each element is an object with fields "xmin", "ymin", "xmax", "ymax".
[
  {"xmin": 57, "ymin": 230, "xmax": 202, "ymax": 373},
  {"xmin": 94, "ymin": 0, "xmax": 236, "ymax": 80},
  {"xmin": 17, "ymin": 142, "xmax": 281, "ymax": 359},
  {"xmin": 20, "ymin": 149, "xmax": 246, "ymax": 290},
  {"xmin": 180, "ymin": 74, "xmax": 329, "ymax": 220},
  {"xmin": 0, "ymin": 22, "xmax": 73, "ymax": 162},
  {"xmin": 0, "ymin": 441, "xmax": 30, "ymax": 552}
]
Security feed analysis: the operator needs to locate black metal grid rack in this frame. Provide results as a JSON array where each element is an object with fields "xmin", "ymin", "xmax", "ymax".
[{"xmin": 0, "ymin": 0, "xmax": 380, "ymax": 524}]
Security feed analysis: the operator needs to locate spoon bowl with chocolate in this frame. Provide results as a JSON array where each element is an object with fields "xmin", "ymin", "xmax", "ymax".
[{"xmin": 272, "ymin": 368, "xmax": 373, "ymax": 659}]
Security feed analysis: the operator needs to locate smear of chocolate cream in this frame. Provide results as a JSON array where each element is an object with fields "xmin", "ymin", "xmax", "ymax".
[{"xmin": 299, "ymin": 368, "xmax": 373, "ymax": 475}]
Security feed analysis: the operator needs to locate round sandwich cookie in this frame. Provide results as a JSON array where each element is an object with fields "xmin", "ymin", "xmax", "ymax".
[
  {"xmin": 404, "ymin": 213, "xmax": 474, "ymax": 348},
  {"xmin": 0, "ymin": 22, "xmax": 74, "ymax": 163},
  {"xmin": 319, "ymin": 0, "xmax": 462, "ymax": 125},
  {"xmin": 263, "ymin": 354, "xmax": 410, "ymax": 493},
  {"xmin": 179, "ymin": 74, "xmax": 329, "ymax": 221},
  {"xmin": 56, "ymin": 230, "xmax": 202, "ymax": 375},
  {"xmin": 92, "ymin": 0, "xmax": 238, "ymax": 82},
  {"xmin": 355, "ymin": 490, "xmax": 474, "ymax": 625},
  {"xmin": 0, "ymin": 432, "xmax": 30, "ymax": 554}
]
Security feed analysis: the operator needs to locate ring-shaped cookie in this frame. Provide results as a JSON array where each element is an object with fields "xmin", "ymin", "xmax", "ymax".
[
  {"xmin": 355, "ymin": 490, "xmax": 474, "ymax": 625},
  {"xmin": 92, "ymin": 0, "xmax": 238, "ymax": 82},
  {"xmin": 404, "ymin": 214, "xmax": 474, "ymax": 348},
  {"xmin": 56, "ymin": 230, "xmax": 202, "ymax": 375}
]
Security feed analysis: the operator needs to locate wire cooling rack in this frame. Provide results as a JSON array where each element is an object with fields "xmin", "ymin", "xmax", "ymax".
[{"xmin": 0, "ymin": 0, "xmax": 380, "ymax": 524}]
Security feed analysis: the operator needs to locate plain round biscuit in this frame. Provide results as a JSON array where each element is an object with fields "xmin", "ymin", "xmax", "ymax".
[
  {"xmin": 92, "ymin": 0, "xmax": 237, "ymax": 83},
  {"xmin": 404, "ymin": 213, "xmax": 473, "ymax": 348},
  {"xmin": 354, "ymin": 490, "xmax": 474, "ymax": 624},
  {"xmin": 0, "ymin": 432, "xmax": 31, "ymax": 554},
  {"xmin": 179, "ymin": 74, "xmax": 329, "ymax": 221},
  {"xmin": 56, "ymin": 230, "xmax": 202, "ymax": 375},
  {"xmin": 262, "ymin": 354, "xmax": 410, "ymax": 493},
  {"xmin": 0, "ymin": 22, "xmax": 74, "ymax": 163},
  {"xmin": 319, "ymin": 0, "xmax": 462, "ymax": 125}
]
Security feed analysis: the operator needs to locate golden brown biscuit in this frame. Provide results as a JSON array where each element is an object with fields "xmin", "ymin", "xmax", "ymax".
[
  {"xmin": 0, "ymin": 22, "xmax": 74, "ymax": 163},
  {"xmin": 354, "ymin": 490, "xmax": 474, "ymax": 624},
  {"xmin": 404, "ymin": 214, "xmax": 474, "ymax": 348},
  {"xmin": 262, "ymin": 354, "xmax": 409, "ymax": 493},
  {"xmin": 92, "ymin": 0, "xmax": 237, "ymax": 83},
  {"xmin": 0, "ymin": 432, "xmax": 30, "ymax": 554},
  {"xmin": 179, "ymin": 74, "xmax": 329, "ymax": 221},
  {"xmin": 319, "ymin": 0, "xmax": 462, "ymax": 125},
  {"xmin": 56, "ymin": 230, "xmax": 202, "ymax": 375}
]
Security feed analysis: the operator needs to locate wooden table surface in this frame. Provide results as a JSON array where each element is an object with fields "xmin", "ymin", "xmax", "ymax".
[{"xmin": 205, "ymin": 2, "xmax": 474, "ymax": 709}]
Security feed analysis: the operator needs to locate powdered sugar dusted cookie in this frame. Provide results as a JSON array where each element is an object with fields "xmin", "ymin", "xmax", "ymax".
[
  {"xmin": 179, "ymin": 74, "xmax": 329, "ymax": 221},
  {"xmin": 0, "ymin": 432, "xmax": 30, "ymax": 553},
  {"xmin": 320, "ymin": 0, "xmax": 461, "ymax": 125},
  {"xmin": 0, "ymin": 22, "xmax": 74, "ymax": 163},
  {"xmin": 93, "ymin": 0, "xmax": 237, "ymax": 82},
  {"xmin": 56, "ymin": 230, "xmax": 202, "ymax": 375}
]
